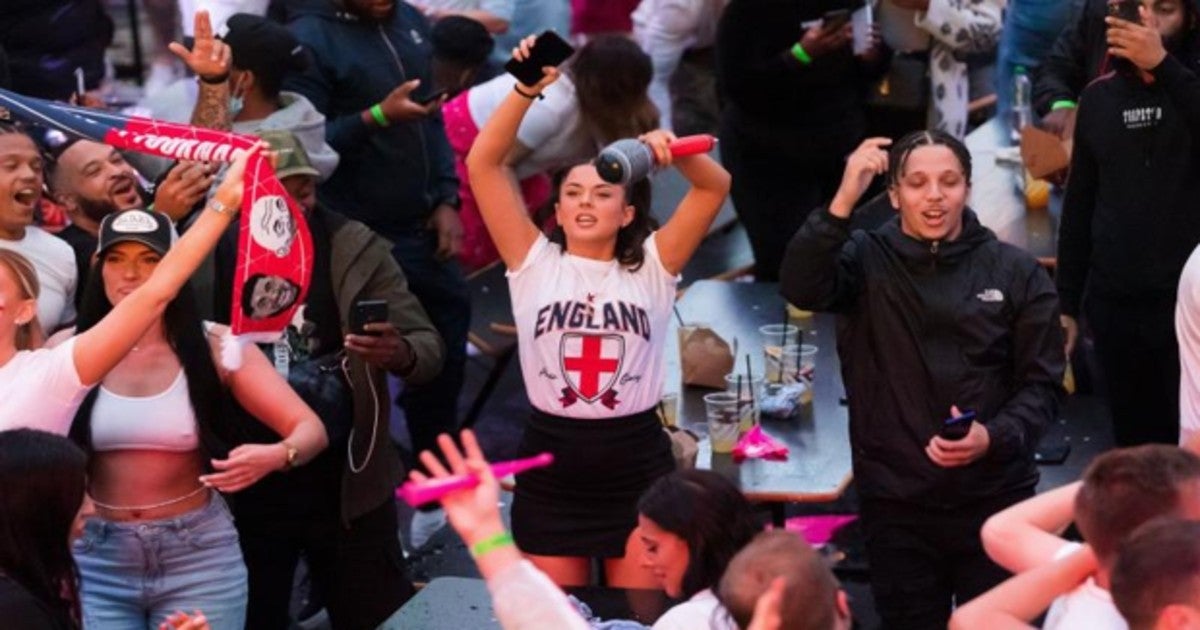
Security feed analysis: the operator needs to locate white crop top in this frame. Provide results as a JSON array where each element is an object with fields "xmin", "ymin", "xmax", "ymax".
[{"xmin": 90, "ymin": 370, "xmax": 200, "ymax": 452}]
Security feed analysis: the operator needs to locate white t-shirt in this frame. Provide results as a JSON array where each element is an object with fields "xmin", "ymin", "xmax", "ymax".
[
  {"xmin": 632, "ymin": 0, "xmax": 728, "ymax": 131},
  {"xmin": 0, "ymin": 337, "xmax": 88, "ymax": 435},
  {"xmin": 1043, "ymin": 542, "xmax": 1127, "ymax": 630},
  {"xmin": 508, "ymin": 234, "xmax": 679, "ymax": 418},
  {"xmin": 0, "ymin": 227, "xmax": 78, "ymax": 332},
  {"xmin": 468, "ymin": 73, "xmax": 593, "ymax": 180},
  {"xmin": 652, "ymin": 589, "xmax": 738, "ymax": 630},
  {"xmin": 1178, "ymin": 245, "xmax": 1200, "ymax": 446}
]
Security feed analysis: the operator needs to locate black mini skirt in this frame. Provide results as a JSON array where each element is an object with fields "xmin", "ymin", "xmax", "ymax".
[{"xmin": 511, "ymin": 407, "xmax": 673, "ymax": 558}]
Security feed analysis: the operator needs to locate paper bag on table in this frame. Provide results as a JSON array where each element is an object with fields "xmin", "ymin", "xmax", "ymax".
[
  {"xmin": 1020, "ymin": 126, "xmax": 1072, "ymax": 179},
  {"xmin": 678, "ymin": 326, "xmax": 734, "ymax": 389}
]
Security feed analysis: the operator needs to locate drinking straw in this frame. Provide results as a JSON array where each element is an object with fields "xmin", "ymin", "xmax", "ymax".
[
  {"xmin": 658, "ymin": 400, "xmax": 667, "ymax": 427},
  {"xmin": 745, "ymin": 354, "xmax": 757, "ymax": 424},
  {"xmin": 673, "ymin": 305, "xmax": 685, "ymax": 327},
  {"xmin": 781, "ymin": 305, "xmax": 789, "ymax": 346}
]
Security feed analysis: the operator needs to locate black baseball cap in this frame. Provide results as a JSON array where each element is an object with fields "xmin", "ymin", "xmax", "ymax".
[
  {"xmin": 96, "ymin": 209, "xmax": 176, "ymax": 256},
  {"xmin": 222, "ymin": 14, "xmax": 309, "ymax": 76}
]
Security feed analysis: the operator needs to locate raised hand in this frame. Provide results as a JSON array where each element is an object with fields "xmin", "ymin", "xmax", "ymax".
[
  {"xmin": 409, "ymin": 431, "xmax": 505, "ymax": 545},
  {"xmin": 167, "ymin": 11, "xmax": 231, "ymax": 82},
  {"xmin": 512, "ymin": 35, "xmax": 561, "ymax": 95},
  {"xmin": 830, "ymin": 137, "xmax": 892, "ymax": 217},
  {"xmin": 1106, "ymin": 5, "xmax": 1168, "ymax": 71}
]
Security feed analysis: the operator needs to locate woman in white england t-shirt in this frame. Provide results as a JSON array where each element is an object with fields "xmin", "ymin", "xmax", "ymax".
[
  {"xmin": 0, "ymin": 130, "xmax": 256, "ymax": 435},
  {"xmin": 465, "ymin": 36, "xmax": 731, "ymax": 588}
]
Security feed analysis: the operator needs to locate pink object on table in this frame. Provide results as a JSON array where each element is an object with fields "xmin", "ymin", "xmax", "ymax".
[
  {"xmin": 778, "ymin": 515, "xmax": 859, "ymax": 547},
  {"xmin": 396, "ymin": 453, "xmax": 554, "ymax": 507},
  {"xmin": 732, "ymin": 426, "xmax": 789, "ymax": 462}
]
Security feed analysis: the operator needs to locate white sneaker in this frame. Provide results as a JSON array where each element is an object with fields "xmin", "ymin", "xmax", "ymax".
[{"xmin": 409, "ymin": 508, "xmax": 447, "ymax": 550}]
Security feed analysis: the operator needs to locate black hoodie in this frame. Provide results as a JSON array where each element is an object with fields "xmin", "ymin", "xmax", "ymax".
[
  {"xmin": 781, "ymin": 209, "xmax": 1065, "ymax": 506},
  {"xmin": 1057, "ymin": 51, "xmax": 1200, "ymax": 319}
]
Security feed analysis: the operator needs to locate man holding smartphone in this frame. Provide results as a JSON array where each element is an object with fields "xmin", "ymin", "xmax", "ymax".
[
  {"xmin": 1057, "ymin": 0, "xmax": 1200, "ymax": 447},
  {"xmin": 213, "ymin": 132, "xmax": 445, "ymax": 629}
]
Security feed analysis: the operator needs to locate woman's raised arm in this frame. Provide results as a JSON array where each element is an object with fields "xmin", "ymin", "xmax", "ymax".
[
  {"xmin": 466, "ymin": 37, "xmax": 558, "ymax": 270},
  {"xmin": 72, "ymin": 143, "xmax": 259, "ymax": 385},
  {"xmin": 649, "ymin": 131, "xmax": 731, "ymax": 275}
]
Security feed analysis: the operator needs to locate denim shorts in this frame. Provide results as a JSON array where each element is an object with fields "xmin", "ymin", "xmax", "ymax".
[{"xmin": 73, "ymin": 492, "xmax": 248, "ymax": 630}]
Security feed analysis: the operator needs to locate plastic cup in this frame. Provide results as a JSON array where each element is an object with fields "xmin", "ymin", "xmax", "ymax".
[
  {"xmin": 724, "ymin": 373, "xmax": 764, "ymax": 430},
  {"xmin": 703, "ymin": 392, "xmax": 741, "ymax": 454},
  {"xmin": 658, "ymin": 392, "xmax": 679, "ymax": 428},
  {"xmin": 781, "ymin": 344, "xmax": 819, "ymax": 407},
  {"xmin": 761, "ymin": 324, "xmax": 800, "ymax": 383}
]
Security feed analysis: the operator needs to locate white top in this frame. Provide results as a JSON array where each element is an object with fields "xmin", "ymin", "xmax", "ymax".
[
  {"xmin": 468, "ymin": 74, "xmax": 593, "ymax": 180},
  {"xmin": 488, "ymin": 560, "xmax": 590, "ymax": 630},
  {"xmin": 508, "ymin": 234, "xmax": 679, "ymax": 418},
  {"xmin": 1179, "ymin": 244, "xmax": 1200, "ymax": 446},
  {"xmin": 419, "ymin": 0, "xmax": 516, "ymax": 18},
  {"xmin": 1044, "ymin": 542, "xmax": 1127, "ymax": 630},
  {"xmin": 652, "ymin": 589, "xmax": 738, "ymax": 630},
  {"xmin": 0, "ymin": 337, "xmax": 88, "ymax": 435},
  {"xmin": 91, "ymin": 370, "xmax": 200, "ymax": 452},
  {"xmin": 632, "ymin": 0, "xmax": 729, "ymax": 131},
  {"xmin": 0, "ymin": 227, "xmax": 78, "ymax": 332}
]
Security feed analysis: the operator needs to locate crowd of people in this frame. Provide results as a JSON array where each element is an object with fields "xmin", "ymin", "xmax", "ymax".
[{"xmin": 5, "ymin": 0, "xmax": 1200, "ymax": 629}]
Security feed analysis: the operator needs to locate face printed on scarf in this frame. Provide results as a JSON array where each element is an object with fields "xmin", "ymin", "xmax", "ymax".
[
  {"xmin": 0, "ymin": 134, "xmax": 44, "ymax": 234},
  {"xmin": 243, "ymin": 273, "xmax": 300, "ymax": 320},
  {"xmin": 55, "ymin": 140, "xmax": 142, "ymax": 220},
  {"xmin": 249, "ymin": 194, "xmax": 298, "ymax": 256},
  {"xmin": 888, "ymin": 144, "xmax": 969, "ymax": 243}
]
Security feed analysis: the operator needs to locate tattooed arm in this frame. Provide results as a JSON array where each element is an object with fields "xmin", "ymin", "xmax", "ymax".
[{"xmin": 170, "ymin": 10, "xmax": 233, "ymax": 130}]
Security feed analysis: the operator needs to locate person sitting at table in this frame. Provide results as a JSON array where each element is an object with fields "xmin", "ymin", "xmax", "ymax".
[
  {"xmin": 780, "ymin": 130, "xmax": 1065, "ymax": 629},
  {"xmin": 716, "ymin": 530, "xmax": 853, "ymax": 630},
  {"xmin": 415, "ymin": 430, "xmax": 762, "ymax": 630},
  {"xmin": 466, "ymin": 36, "xmax": 731, "ymax": 588},
  {"xmin": 1057, "ymin": 0, "xmax": 1200, "ymax": 448}
]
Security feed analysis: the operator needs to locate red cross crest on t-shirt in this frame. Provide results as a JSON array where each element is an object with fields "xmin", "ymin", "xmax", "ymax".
[{"xmin": 559, "ymin": 333, "xmax": 625, "ymax": 407}]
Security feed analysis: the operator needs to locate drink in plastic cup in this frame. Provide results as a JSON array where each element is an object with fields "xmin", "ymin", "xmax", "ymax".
[
  {"xmin": 786, "ymin": 344, "xmax": 818, "ymax": 407},
  {"xmin": 658, "ymin": 392, "xmax": 679, "ymax": 428},
  {"xmin": 724, "ymin": 373, "xmax": 764, "ymax": 430},
  {"xmin": 703, "ymin": 392, "xmax": 741, "ymax": 454},
  {"xmin": 760, "ymin": 324, "xmax": 800, "ymax": 383}
]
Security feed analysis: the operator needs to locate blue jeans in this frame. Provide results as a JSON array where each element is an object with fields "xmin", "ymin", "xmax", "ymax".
[
  {"xmin": 996, "ymin": 0, "xmax": 1081, "ymax": 117},
  {"xmin": 388, "ymin": 228, "xmax": 470, "ymax": 472},
  {"xmin": 73, "ymin": 493, "xmax": 248, "ymax": 630}
]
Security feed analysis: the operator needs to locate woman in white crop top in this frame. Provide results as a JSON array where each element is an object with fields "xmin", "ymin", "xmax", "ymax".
[
  {"xmin": 62, "ymin": 207, "xmax": 327, "ymax": 629},
  {"xmin": 0, "ymin": 130, "xmax": 254, "ymax": 436},
  {"xmin": 464, "ymin": 36, "xmax": 730, "ymax": 589}
]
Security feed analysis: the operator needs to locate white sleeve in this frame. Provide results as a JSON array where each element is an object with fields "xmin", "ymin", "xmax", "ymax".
[
  {"xmin": 14, "ymin": 339, "xmax": 88, "ymax": 435},
  {"xmin": 645, "ymin": 232, "xmax": 683, "ymax": 285},
  {"xmin": 487, "ymin": 560, "xmax": 590, "ymax": 630},
  {"xmin": 515, "ymin": 85, "xmax": 576, "ymax": 151}
]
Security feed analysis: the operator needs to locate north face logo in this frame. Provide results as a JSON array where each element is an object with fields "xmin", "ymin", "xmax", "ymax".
[{"xmin": 976, "ymin": 289, "xmax": 1004, "ymax": 303}]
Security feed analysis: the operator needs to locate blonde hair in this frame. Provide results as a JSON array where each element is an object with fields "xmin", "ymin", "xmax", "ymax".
[{"xmin": 0, "ymin": 249, "xmax": 42, "ymax": 350}]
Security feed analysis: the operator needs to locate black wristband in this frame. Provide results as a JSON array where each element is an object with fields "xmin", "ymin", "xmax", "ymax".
[
  {"xmin": 513, "ymin": 84, "xmax": 544, "ymax": 100},
  {"xmin": 199, "ymin": 73, "xmax": 230, "ymax": 85}
]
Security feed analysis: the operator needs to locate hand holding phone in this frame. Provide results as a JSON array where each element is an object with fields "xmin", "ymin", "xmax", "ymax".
[
  {"xmin": 1107, "ymin": 0, "xmax": 1141, "ymax": 22},
  {"xmin": 940, "ymin": 409, "xmax": 976, "ymax": 441},
  {"xmin": 416, "ymin": 88, "xmax": 449, "ymax": 107},
  {"xmin": 822, "ymin": 9, "xmax": 852, "ymax": 32},
  {"xmin": 350, "ymin": 299, "xmax": 389, "ymax": 336},
  {"xmin": 505, "ymin": 31, "xmax": 575, "ymax": 87}
]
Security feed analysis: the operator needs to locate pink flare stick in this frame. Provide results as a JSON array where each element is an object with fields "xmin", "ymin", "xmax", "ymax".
[{"xmin": 396, "ymin": 452, "xmax": 555, "ymax": 507}]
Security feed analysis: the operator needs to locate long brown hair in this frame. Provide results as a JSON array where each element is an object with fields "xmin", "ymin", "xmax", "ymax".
[
  {"xmin": 568, "ymin": 36, "xmax": 659, "ymax": 146},
  {"xmin": 0, "ymin": 249, "xmax": 43, "ymax": 350}
]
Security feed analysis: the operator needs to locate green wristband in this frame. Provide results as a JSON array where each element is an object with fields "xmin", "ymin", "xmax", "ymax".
[
  {"xmin": 470, "ymin": 531, "xmax": 515, "ymax": 558},
  {"xmin": 1050, "ymin": 100, "xmax": 1077, "ymax": 111},
  {"xmin": 791, "ymin": 42, "xmax": 813, "ymax": 66},
  {"xmin": 370, "ymin": 103, "xmax": 390, "ymax": 127}
]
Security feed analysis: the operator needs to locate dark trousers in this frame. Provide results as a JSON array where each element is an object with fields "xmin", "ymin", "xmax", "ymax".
[
  {"xmin": 237, "ymin": 499, "xmax": 415, "ymax": 630},
  {"xmin": 719, "ymin": 113, "xmax": 859, "ymax": 282},
  {"xmin": 389, "ymin": 229, "xmax": 471, "ymax": 473},
  {"xmin": 860, "ymin": 488, "xmax": 1033, "ymax": 630},
  {"xmin": 1086, "ymin": 293, "xmax": 1181, "ymax": 446}
]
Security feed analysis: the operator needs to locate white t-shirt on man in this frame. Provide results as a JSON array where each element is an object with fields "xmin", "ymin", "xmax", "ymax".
[
  {"xmin": 1043, "ymin": 542, "xmax": 1128, "ymax": 630},
  {"xmin": 0, "ymin": 227, "xmax": 78, "ymax": 332},
  {"xmin": 0, "ymin": 337, "xmax": 88, "ymax": 435},
  {"xmin": 508, "ymin": 233, "xmax": 679, "ymax": 418}
]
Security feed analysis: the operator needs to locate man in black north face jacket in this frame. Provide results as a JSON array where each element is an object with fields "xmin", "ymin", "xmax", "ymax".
[{"xmin": 781, "ymin": 131, "xmax": 1065, "ymax": 630}]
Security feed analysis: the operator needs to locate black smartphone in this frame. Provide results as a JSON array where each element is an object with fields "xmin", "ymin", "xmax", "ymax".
[
  {"xmin": 504, "ymin": 30, "xmax": 576, "ymax": 87},
  {"xmin": 940, "ymin": 410, "xmax": 976, "ymax": 441},
  {"xmin": 1107, "ymin": 0, "xmax": 1140, "ymax": 22},
  {"xmin": 350, "ymin": 299, "xmax": 389, "ymax": 336},
  {"xmin": 822, "ymin": 8, "xmax": 852, "ymax": 31},
  {"xmin": 416, "ymin": 88, "xmax": 448, "ymax": 106}
]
